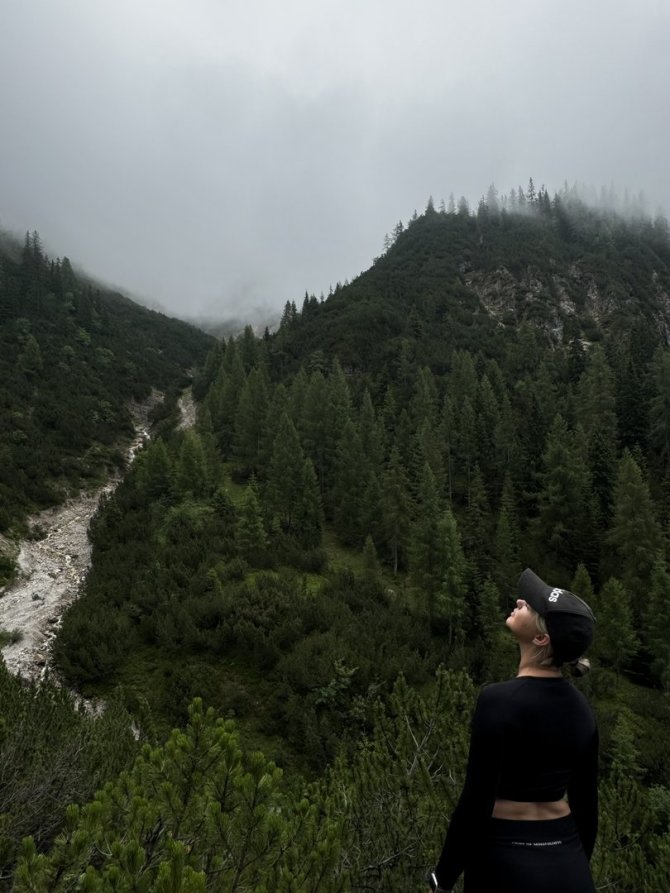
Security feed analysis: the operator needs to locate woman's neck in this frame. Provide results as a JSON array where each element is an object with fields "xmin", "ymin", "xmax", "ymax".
[
  {"xmin": 516, "ymin": 643, "xmax": 562, "ymax": 677},
  {"xmin": 517, "ymin": 664, "xmax": 562, "ymax": 678}
]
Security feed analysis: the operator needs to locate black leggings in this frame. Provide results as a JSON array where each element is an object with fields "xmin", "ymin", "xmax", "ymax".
[{"xmin": 464, "ymin": 815, "xmax": 596, "ymax": 893}]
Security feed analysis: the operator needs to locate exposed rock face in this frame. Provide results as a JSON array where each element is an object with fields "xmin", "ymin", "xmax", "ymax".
[
  {"xmin": 176, "ymin": 388, "xmax": 196, "ymax": 430},
  {"xmin": 465, "ymin": 262, "xmax": 668, "ymax": 345}
]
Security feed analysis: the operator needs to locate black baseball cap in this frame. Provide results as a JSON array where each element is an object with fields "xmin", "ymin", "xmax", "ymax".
[{"xmin": 518, "ymin": 568, "xmax": 596, "ymax": 664}]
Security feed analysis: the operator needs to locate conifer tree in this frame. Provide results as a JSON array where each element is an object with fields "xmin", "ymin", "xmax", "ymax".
[
  {"xmin": 606, "ymin": 450, "xmax": 662, "ymax": 602},
  {"xmin": 175, "ymin": 429, "xmax": 209, "ymax": 499},
  {"xmin": 534, "ymin": 414, "xmax": 591, "ymax": 574},
  {"xmin": 358, "ymin": 388, "xmax": 385, "ymax": 472},
  {"xmin": 645, "ymin": 558, "xmax": 670, "ymax": 689},
  {"xmin": 300, "ymin": 370, "xmax": 330, "ymax": 495},
  {"xmin": 267, "ymin": 413, "xmax": 305, "ymax": 531},
  {"xmin": 14, "ymin": 700, "xmax": 344, "ymax": 892},
  {"xmin": 454, "ymin": 397, "xmax": 478, "ymax": 491},
  {"xmin": 409, "ymin": 463, "xmax": 446, "ymax": 614},
  {"xmin": 294, "ymin": 457, "xmax": 323, "ymax": 549},
  {"xmin": 382, "ymin": 447, "xmax": 412, "ymax": 573},
  {"xmin": 649, "ymin": 347, "xmax": 670, "ymax": 465},
  {"xmin": 588, "ymin": 426, "xmax": 617, "ymax": 530},
  {"xmin": 213, "ymin": 483, "xmax": 237, "ymax": 552},
  {"xmin": 433, "ymin": 507, "xmax": 467, "ymax": 644},
  {"xmin": 362, "ymin": 534, "xmax": 384, "ymax": 596},
  {"xmin": 494, "ymin": 473, "xmax": 521, "ymax": 594},
  {"xmin": 593, "ymin": 709, "xmax": 651, "ymax": 892},
  {"xmin": 360, "ymin": 470, "xmax": 385, "ymax": 551},
  {"xmin": 288, "ymin": 366, "xmax": 309, "ymax": 426},
  {"xmin": 411, "ymin": 418, "xmax": 445, "ymax": 496},
  {"xmin": 235, "ymin": 478, "xmax": 268, "ymax": 565},
  {"xmin": 18, "ymin": 333, "xmax": 43, "ymax": 377},
  {"xmin": 576, "ymin": 344, "xmax": 617, "ymax": 442},
  {"xmin": 332, "ymin": 418, "xmax": 368, "ymax": 545},
  {"xmin": 137, "ymin": 439, "xmax": 173, "ymax": 502},
  {"xmin": 213, "ymin": 345, "xmax": 245, "ymax": 456},
  {"xmin": 233, "ymin": 366, "xmax": 269, "ymax": 471},
  {"xmin": 462, "ymin": 466, "xmax": 491, "ymax": 586},
  {"xmin": 260, "ymin": 381, "xmax": 289, "ymax": 466},
  {"xmin": 474, "ymin": 578, "xmax": 514, "ymax": 679},
  {"xmin": 325, "ymin": 670, "xmax": 475, "ymax": 893},
  {"xmin": 570, "ymin": 563, "xmax": 595, "ymax": 605},
  {"xmin": 593, "ymin": 578, "xmax": 639, "ymax": 674},
  {"xmin": 476, "ymin": 374, "xmax": 499, "ymax": 480},
  {"xmin": 412, "ymin": 366, "xmax": 439, "ymax": 428}
]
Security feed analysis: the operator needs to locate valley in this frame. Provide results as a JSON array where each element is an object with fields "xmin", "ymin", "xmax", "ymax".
[{"xmin": 0, "ymin": 391, "xmax": 166, "ymax": 681}]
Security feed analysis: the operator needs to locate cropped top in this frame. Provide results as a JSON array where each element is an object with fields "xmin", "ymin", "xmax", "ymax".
[{"xmin": 435, "ymin": 676, "xmax": 598, "ymax": 889}]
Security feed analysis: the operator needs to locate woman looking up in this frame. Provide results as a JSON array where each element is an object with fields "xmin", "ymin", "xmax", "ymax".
[{"xmin": 428, "ymin": 568, "xmax": 598, "ymax": 893}]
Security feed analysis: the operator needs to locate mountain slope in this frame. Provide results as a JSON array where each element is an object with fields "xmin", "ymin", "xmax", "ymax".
[
  {"xmin": 0, "ymin": 230, "xmax": 213, "ymax": 536},
  {"xmin": 273, "ymin": 198, "xmax": 670, "ymax": 375}
]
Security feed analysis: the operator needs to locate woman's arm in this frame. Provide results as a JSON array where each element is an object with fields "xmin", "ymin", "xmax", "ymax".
[
  {"xmin": 567, "ymin": 725, "xmax": 599, "ymax": 859},
  {"xmin": 433, "ymin": 686, "xmax": 503, "ymax": 889}
]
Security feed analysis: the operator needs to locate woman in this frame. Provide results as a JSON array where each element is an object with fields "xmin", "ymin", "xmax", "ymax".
[{"xmin": 428, "ymin": 568, "xmax": 598, "ymax": 893}]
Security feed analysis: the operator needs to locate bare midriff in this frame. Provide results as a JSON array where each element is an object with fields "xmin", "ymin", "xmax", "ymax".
[{"xmin": 492, "ymin": 798, "xmax": 570, "ymax": 820}]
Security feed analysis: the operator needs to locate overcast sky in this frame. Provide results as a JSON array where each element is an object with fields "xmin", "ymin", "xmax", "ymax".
[{"xmin": 1, "ymin": 0, "xmax": 668, "ymax": 323}]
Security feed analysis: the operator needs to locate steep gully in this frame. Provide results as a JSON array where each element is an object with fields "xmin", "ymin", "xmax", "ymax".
[{"xmin": 0, "ymin": 389, "xmax": 196, "ymax": 685}]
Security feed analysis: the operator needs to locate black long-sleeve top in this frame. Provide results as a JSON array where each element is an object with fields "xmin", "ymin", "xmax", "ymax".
[{"xmin": 435, "ymin": 676, "xmax": 598, "ymax": 889}]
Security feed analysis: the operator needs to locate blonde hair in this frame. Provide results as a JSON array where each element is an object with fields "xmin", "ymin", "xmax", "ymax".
[
  {"xmin": 531, "ymin": 610, "xmax": 591, "ymax": 676},
  {"xmin": 531, "ymin": 613, "xmax": 555, "ymax": 668}
]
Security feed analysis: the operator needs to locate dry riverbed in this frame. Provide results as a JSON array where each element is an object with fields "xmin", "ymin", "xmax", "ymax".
[{"xmin": 0, "ymin": 391, "xmax": 169, "ymax": 683}]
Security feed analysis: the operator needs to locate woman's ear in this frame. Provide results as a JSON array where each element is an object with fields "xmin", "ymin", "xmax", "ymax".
[{"xmin": 533, "ymin": 631, "xmax": 550, "ymax": 648}]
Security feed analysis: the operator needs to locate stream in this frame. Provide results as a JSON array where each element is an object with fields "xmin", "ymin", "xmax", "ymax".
[{"xmin": 0, "ymin": 390, "xmax": 196, "ymax": 684}]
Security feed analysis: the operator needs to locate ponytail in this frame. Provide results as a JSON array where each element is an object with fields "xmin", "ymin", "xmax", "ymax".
[{"xmin": 566, "ymin": 656, "xmax": 591, "ymax": 677}]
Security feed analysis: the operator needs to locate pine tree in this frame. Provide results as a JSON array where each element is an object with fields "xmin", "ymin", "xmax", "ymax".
[
  {"xmin": 576, "ymin": 344, "xmax": 617, "ymax": 442},
  {"xmin": 360, "ymin": 470, "xmax": 385, "ymax": 551},
  {"xmin": 462, "ymin": 467, "xmax": 491, "ymax": 586},
  {"xmin": 267, "ymin": 413, "xmax": 305, "ymax": 531},
  {"xmin": 571, "ymin": 563, "xmax": 595, "ymax": 605},
  {"xmin": 236, "ymin": 478, "xmax": 268, "ymax": 565},
  {"xmin": 645, "ymin": 558, "xmax": 670, "ymax": 689},
  {"xmin": 433, "ymin": 507, "xmax": 467, "ymax": 643},
  {"xmin": 493, "ymin": 473, "xmax": 521, "ymax": 594},
  {"xmin": 606, "ymin": 450, "xmax": 662, "ymax": 603},
  {"xmin": 382, "ymin": 447, "xmax": 413, "ymax": 573},
  {"xmin": 412, "ymin": 366, "xmax": 439, "ymax": 428},
  {"xmin": 260, "ymin": 381, "xmax": 289, "ymax": 466},
  {"xmin": 175, "ymin": 429, "xmax": 209, "ymax": 499},
  {"xmin": 13, "ymin": 700, "xmax": 344, "ymax": 892},
  {"xmin": 409, "ymin": 463, "xmax": 446, "ymax": 614},
  {"xmin": 362, "ymin": 534, "xmax": 384, "ymax": 596},
  {"xmin": 358, "ymin": 389, "xmax": 385, "ymax": 472},
  {"xmin": 649, "ymin": 347, "xmax": 670, "ymax": 465},
  {"xmin": 300, "ymin": 370, "xmax": 330, "ymax": 497},
  {"xmin": 137, "ymin": 439, "xmax": 173, "ymax": 501},
  {"xmin": 233, "ymin": 366, "xmax": 269, "ymax": 471},
  {"xmin": 332, "ymin": 419, "xmax": 368, "ymax": 545},
  {"xmin": 593, "ymin": 578, "xmax": 639, "ymax": 674},
  {"xmin": 534, "ymin": 415, "xmax": 591, "ymax": 574},
  {"xmin": 292, "ymin": 457, "xmax": 323, "ymax": 550},
  {"xmin": 213, "ymin": 344, "xmax": 245, "ymax": 456}
]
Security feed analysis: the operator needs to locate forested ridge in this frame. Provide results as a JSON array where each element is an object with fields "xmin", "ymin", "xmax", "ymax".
[
  {"xmin": 0, "ymin": 229, "xmax": 213, "ymax": 548},
  {"xmin": 3, "ymin": 189, "xmax": 670, "ymax": 890}
]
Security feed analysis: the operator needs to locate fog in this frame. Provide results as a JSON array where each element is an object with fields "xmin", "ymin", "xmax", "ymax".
[{"xmin": 1, "ymin": 0, "xmax": 668, "ymax": 323}]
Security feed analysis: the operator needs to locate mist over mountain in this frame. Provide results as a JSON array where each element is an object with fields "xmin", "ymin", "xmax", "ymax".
[{"xmin": 2, "ymin": 193, "xmax": 670, "ymax": 891}]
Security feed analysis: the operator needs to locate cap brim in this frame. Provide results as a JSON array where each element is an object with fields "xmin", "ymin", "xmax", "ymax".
[{"xmin": 518, "ymin": 568, "xmax": 551, "ymax": 614}]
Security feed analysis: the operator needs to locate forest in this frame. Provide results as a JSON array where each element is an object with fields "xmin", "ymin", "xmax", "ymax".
[
  {"xmin": 0, "ymin": 229, "xmax": 213, "ymax": 544},
  {"xmin": 2, "ymin": 187, "xmax": 670, "ymax": 890}
]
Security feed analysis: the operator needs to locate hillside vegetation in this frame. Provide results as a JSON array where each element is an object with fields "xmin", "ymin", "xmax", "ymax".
[
  {"xmin": 0, "ymin": 230, "xmax": 213, "ymax": 543},
  {"xmin": 3, "ymin": 189, "xmax": 670, "ymax": 890}
]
